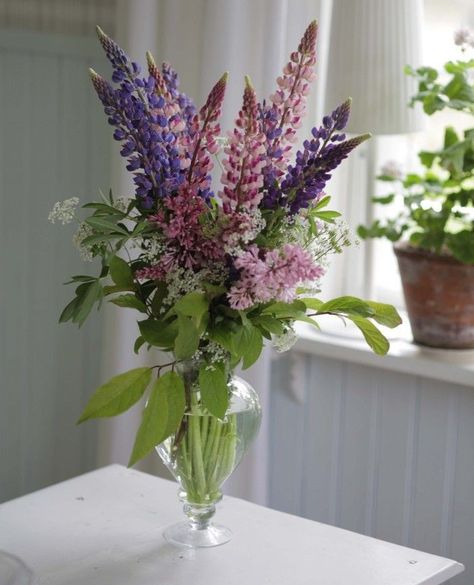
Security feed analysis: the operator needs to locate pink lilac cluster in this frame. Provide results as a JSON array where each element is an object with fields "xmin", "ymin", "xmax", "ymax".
[
  {"xmin": 228, "ymin": 244, "xmax": 324, "ymax": 310},
  {"xmin": 91, "ymin": 23, "xmax": 368, "ymax": 312}
]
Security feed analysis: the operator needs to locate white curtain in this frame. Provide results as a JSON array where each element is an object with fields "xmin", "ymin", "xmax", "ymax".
[{"xmin": 97, "ymin": 0, "xmax": 326, "ymax": 505}]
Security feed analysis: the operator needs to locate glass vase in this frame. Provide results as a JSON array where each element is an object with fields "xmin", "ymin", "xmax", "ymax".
[{"xmin": 156, "ymin": 361, "xmax": 261, "ymax": 548}]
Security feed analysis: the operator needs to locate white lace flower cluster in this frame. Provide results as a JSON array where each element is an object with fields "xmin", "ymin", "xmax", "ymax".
[
  {"xmin": 223, "ymin": 210, "xmax": 266, "ymax": 256},
  {"xmin": 162, "ymin": 263, "xmax": 227, "ymax": 312},
  {"xmin": 72, "ymin": 222, "xmax": 94, "ymax": 261},
  {"xmin": 48, "ymin": 197, "xmax": 79, "ymax": 225}
]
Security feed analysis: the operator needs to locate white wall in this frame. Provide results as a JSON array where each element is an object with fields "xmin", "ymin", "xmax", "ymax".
[{"xmin": 269, "ymin": 352, "xmax": 474, "ymax": 585}]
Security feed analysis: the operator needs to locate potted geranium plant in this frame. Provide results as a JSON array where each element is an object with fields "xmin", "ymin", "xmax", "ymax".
[
  {"xmin": 51, "ymin": 22, "xmax": 401, "ymax": 548},
  {"xmin": 358, "ymin": 31, "xmax": 474, "ymax": 349}
]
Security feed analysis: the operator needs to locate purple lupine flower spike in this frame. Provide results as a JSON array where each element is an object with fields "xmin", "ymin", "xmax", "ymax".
[
  {"xmin": 260, "ymin": 20, "xmax": 318, "ymax": 209},
  {"xmin": 278, "ymin": 96, "xmax": 370, "ymax": 214},
  {"xmin": 96, "ymin": 25, "xmax": 139, "ymax": 79}
]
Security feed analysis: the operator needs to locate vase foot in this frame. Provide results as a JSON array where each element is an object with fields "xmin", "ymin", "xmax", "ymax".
[{"xmin": 163, "ymin": 521, "xmax": 232, "ymax": 548}]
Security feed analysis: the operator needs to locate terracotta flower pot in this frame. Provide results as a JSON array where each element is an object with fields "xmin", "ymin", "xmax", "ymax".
[{"xmin": 393, "ymin": 243, "xmax": 474, "ymax": 349}]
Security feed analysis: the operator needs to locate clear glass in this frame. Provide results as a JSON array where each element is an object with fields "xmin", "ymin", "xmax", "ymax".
[
  {"xmin": 156, "ymin": 362, "xmax": 261, "ymax": 548},
  {"xmin": 0, "ymin": 551, "xmax": 35, "ymax": 584}
]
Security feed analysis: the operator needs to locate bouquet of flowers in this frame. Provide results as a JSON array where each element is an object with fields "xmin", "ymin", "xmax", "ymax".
[{"xmin": 51, "ymin": 22, "xmax": 400, "ymax": 468}]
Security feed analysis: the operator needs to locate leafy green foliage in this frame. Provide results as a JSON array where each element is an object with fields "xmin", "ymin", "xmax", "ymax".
[
  {"xmin": 128, "ymin": 372, "xmax": 185, "ymax": 466},
  {"xmin": 109, "ymin": 294, "xmax": 147, "ymax": 313},
  {"xmin": 359, "ymin": 53, "xmax": 474, "ymax": 264},
  {"xmin": 77, "ymin": 367, "xmax": 152, "ymax": 423},
  {"xmin": 199, "ymin": 362, "xmax": 229, "ymax": 419},
  {"xmin": 174, "ymin": 314, "xmax": 200, "ymax": 359}
]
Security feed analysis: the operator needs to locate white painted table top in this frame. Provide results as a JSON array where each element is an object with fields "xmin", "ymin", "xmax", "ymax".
[{"xmin": 0, "ymin": 465, "xmax": 464, "ymax": 585}]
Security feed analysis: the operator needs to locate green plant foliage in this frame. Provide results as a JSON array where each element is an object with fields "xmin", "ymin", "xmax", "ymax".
[
  {"xmin": 77, "ymin": 367, "xmax": 152, "ymax": 423},
  {"xmin": 128, "ymin": 372, "xmax": 186, "ymax": 466},
  {"xmin": 360, "ymin": 52, "xmax": 474, "ymax": 264},
  {"xmin": 199, "ymin": 362, "xmax": 229, "ymax": 419}
]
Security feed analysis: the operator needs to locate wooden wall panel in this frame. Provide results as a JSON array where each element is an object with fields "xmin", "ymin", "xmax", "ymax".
[{"xmin": 270, "ymin": 353, "xmax": 474, "ymax": 585}]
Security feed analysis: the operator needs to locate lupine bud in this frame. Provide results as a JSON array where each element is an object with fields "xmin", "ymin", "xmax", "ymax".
[{"xmin": 298, "ymin": 20, "xmax": 318, "ymax": 54}]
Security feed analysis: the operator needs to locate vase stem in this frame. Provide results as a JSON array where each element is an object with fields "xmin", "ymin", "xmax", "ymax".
[{"xmin": 184, "ymin": 501, "xmax": 217, "ymax": 531}]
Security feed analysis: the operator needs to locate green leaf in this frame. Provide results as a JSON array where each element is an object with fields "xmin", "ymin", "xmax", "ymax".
[
  {"xmin": 150, "ymin": 281, "xmax": 168, "ymax": 315},
  {"xmin": 313, "ymin": 210, "xmax": 341, "ymax": 223},
  {"xmin": 109, "ymin": 256, "xmax": 134, "ymax": 288},
  {"xmin": 262, "ymin": 300, "xmax": 307, "ymax": 318},
  {"xmin": 208, "ymin": 324, "xmax": 236, "ymax": 354},
  {"xmin": 59, "ymin": 296, "xmax": 79, "ymax": 323},
  {"xmin": 233, "ymin": 324, "xmax": 263, "ymax": 369},
  {"xmin": 317, "ymin": 296, "xmax": 375, "ymax": 317},
  {"xmin": 78, "ymin": 367, "xmax": 152, "ymax": 423},
  {"xmin": 252, "ymin": 315, "xmax": 284, "ymax": 335},
  {"xmin": 110, "ymin": 294, "xmax": 147, "ymax": 313},
  {"xmin": 372, "ymin": 194, "xmax": 395, "ymax": 205},
  {"xmin": 174, "ymin": 292, "xmax": 209, "ymax": 326},
  {"xmin": 300, "ymin": 297, "xmax": 324, "ymax": 311},
  {"xmin": 133, "ymin": 336, "xmax": 146, "ymax": 354},
  {"xmin": 128, "ymin": 372, "xmax": 185, "ymax": 466},
  {"xmin": 174, "ymin": 315, "xmax": 200, "ymax": 360},
  {"xmin": 446, "ymin": 231, "xmax": 474, "ymax": 264},
  {"xmin": 138, "ymin": 318, "xmax": 178, "ymax": 348},
  {"xmin": 347, "ymin": 316, "xmax": 390, "ymax": 355},
  {"xmin": 419, "ymin": 151, "xmax": 438, "ymax": 169},
  {"xmin": 365, "ymin": 301, "xmax": 402, "ymax": 328},
  {"xmin": 72, "ymin": 280, "xmax": 103, "ymax": 327},
  {"xmin": 85, "ymin": 216, "xmax": 129, "ymax": 234},
  {"xmin": 199, "ymin": 363, "xmax": 229, "ymax": 419},
  {"xmin": 313, "ymin": 195, "xmax": 331, "ymax": 210}
]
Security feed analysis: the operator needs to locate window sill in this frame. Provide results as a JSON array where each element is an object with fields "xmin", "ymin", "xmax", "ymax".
[{"xmin": 294, "ymin": 316, "xmax": 474, "ymax": 388}]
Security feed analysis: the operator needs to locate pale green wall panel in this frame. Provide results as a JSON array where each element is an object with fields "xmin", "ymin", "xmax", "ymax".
[{"xmin": 0, "ymin": 30, "xmax": 111, "ymax": 501}]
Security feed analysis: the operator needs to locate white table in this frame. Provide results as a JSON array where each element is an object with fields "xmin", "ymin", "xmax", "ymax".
[{"xmin": 0, "ymin": 465, "xmax": 464, "ymax": 585}]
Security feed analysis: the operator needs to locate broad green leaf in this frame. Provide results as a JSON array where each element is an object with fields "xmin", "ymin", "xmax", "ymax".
[
  {"xmin": 150, "ymin": 282, "xmax": 168, "ymax": 315},
  {"xmin": 317, "ymin": 296, "xmax": 374, "ymax": 318},
  {"xmin": 72, "ymin": 280, "xmax": 103, "ymax": 327},
  {"xmin": 251, "ymin": 315, "xmax": 284, "ymax": 335},
  {"xmin": 365, "ymin": 301, "xmax": 402, "ymax": 328},
  {"xmin": 174, "ymin": 315, "xmax": 200, "ymax": 359},
  {"xmin": 133, "ymin": 336, "xmax": 146, "ymax": 354},
  {"xmin": 300, "ymin": 297, "xmax": 323, "ymax": 311},
  {"xmin": 313, "ymin": 195, "xmax": 331, "ymax": 210},
  {"xmin": 109, "ymin": 256, "xmax": 134, "ymax": 287},
  {"xmin": 110, "ymin": 294, "xmax": 147, "ymax": 313},
  {"xmin": 174, "ymin": 292, "xmax": 209, "ymax": 326},
  {"xmin": 128, "ymin": 372, "xmax": 185, "ymax": 466},
  {"xmin": 313, "ymin": 210, "xmax": 341, "ymax": 223},
  {"xmin": 199, "ymin": 363, "xmax": 229, "ymax": 419},
  {"xmin": 262, "ymin": 300, "xmax": 307, "ymax": 318},
  {"xmin": 85, "ymin": 216, "xmax": 129, "ymax": 234},
  {"xmin": 233, "ymin": 324, "xmax": 263, "ymax": 369},
  {"xmin": 347, "ymin": 316, "xmax": 390, "ymax": 355},
  {"xmin": 138, "ymin": 318, "xmax": 178, "ymax": 348},
  {"xmin": 208, "ymin": 324, "xmax": 236, "ymax": 354},
  {"xmin": 59, "ymin": 296, "xmax": 79, "ymax": 323},
  {"xmin": 78, "ymin": 367, "xmax": 152, "ymax": 423}
]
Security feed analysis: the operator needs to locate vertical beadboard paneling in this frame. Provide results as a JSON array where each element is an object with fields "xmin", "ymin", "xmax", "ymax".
[
  {"xmin": 269, "ymin": 353, "xmax": 474, "ymax": 585},
  {"xmin": 300, "ymin": 356, "xmax": 345, "ymax": 524},
  {"xmin": 451, "ymin": 385, "xmax": 474, "ymax": 585},
  {"xmin": 0, "ymin": 30, "xmax": 110, "ymax": 501},
  {"xmin": 411, "ymin": 379, "xmax": 453, "ymax": 555},
  {"xmin": 338, "ymin": 363, "xmax": 377, "ymax": 535},
  {"xmin": 373, "ymin": 369, "xmax": 418, "ymax": 544},
  {"xmin": 0, "ymin": 50, "xmax": 32, "ymax": 499},
  {"xmin": 268, "ymin": 355, "xmax": 308, "ymax": 515}
]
